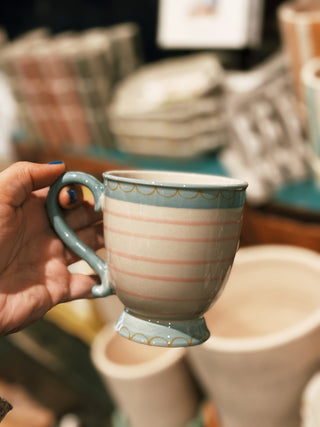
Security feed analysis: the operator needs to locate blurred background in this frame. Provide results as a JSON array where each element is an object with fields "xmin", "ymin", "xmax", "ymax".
[
  {"xmin": 1, "ymin": 1, "xmax": 320, "ymax": 426},
  {"xmin": 0, "ymin": 0, "xmax": 281, "ymax": 65}
]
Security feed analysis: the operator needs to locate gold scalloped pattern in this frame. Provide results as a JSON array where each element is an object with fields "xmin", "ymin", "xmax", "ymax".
[
  {"xmin": 119, "ymin": 326, "xmax": 195, "ymax": 346},
  {"xmin": 106, "ymin": 181, "xmax": 240, "ymax": 201}
]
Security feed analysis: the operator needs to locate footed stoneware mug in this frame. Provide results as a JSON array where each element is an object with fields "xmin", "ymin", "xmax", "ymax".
[{"xmin": 47, "ymin": 170, "xmax": 247, "ymax": 347}]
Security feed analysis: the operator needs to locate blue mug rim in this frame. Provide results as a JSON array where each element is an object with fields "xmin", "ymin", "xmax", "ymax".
[{"xmin": 103, "ymin": 170, "xmax": 248, "ymax": 191}]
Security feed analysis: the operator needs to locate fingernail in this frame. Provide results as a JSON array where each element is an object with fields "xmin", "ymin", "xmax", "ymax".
[
  {"xmin": 48, "ymin": 160, "xmax": 63, "ymax": 165},
  {"xmin": 67, "ymin": 188, "xmax": 77, "ymax": 205}
]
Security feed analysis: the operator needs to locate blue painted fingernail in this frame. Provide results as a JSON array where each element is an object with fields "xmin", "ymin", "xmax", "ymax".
[
  {"xmin": 48, "ymin": 160, "xmax": 63, "ymax": 164},
  {"xmin": 67, "ymin": 188, "xmax": 77, "ymax": 205}
]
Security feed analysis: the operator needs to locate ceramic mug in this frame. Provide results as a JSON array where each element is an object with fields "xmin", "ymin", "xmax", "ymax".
[
  {"xmin": 91, "ymin": 325, "xmax": 200, "ymax": 427},
  {"xmin": 187, "ymin": 245, "xmax": 320, "ymax": 427},
  {"xmin": 47, "ymin": 170, "xmax": 247, "ymax": 347}
]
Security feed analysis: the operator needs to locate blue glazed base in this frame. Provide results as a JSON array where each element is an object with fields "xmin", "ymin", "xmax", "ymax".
[{"xmin": 114, "ymin": 310, "xmax": 210, "ymax": 347}]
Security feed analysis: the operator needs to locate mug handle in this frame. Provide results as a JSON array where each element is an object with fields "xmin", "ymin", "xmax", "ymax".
[{"xmin": 46, "ymin": 171, "xmax": 113, "ymax": 298}]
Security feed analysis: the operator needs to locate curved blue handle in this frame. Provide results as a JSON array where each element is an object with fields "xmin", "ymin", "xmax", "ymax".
[{"xmin": 46, "ymin": 171, "xmax": 113, "ymax": 298}]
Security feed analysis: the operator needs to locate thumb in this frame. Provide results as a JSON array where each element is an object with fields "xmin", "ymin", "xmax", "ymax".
[{"xmin": 0, "ymin": 161, "xmax": 66, "ymax": 207}]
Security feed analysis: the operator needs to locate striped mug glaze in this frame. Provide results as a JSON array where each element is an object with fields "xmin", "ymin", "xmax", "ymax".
[{"xmin": 47, "ymin": 170, "xmax": 247, "ymax": 347}]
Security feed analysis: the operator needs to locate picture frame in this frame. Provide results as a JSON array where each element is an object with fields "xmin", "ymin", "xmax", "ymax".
[{"xmin": 157, "ymin": 0, "xmax": 264, "ymax": 49}]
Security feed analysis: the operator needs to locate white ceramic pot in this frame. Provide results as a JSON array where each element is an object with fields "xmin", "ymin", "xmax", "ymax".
[
  {"xmin": 187, "ymin": 244, "xmax": 320, "ymax": 427},
  {"xmin": 91, "ymin": 325, "xmax": 200, "ymax": 427}
]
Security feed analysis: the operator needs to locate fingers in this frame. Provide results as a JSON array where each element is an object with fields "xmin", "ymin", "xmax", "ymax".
[
  {"xmin": 0, "ymin": 161, "xmax": 66, "ymax": 207},
  {"xmin": 58, "ymin": 185, "xmax": 84, "ymax": 210},
  {"xmin": 63, "ymin": 200, "xmax": 102, "ymax": 231},
  {"xmin": 64, "ymin": 221, "xmax": 104, "ymax": 265},
  {"xmin": 63, "ymin": 273, "xmax": 98, "ymax": 301},
  {"xmin": 58, "ymin": 188, "xmax": 104, "ymax": 265}
]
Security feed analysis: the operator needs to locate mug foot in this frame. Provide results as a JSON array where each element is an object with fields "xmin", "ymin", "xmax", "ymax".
[{"xmin": 115, "ymin": 310, "xmax": 210, "ymax": 347}]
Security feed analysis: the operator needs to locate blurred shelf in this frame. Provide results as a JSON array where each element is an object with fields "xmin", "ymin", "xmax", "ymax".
[
  {"xmin": 16, "ymin": 145, "xmax": 229, "ymax": 177},
  {"xmin": 16, "ymin": 144, "xmax": 320, "ymax": 253},
  {"xmin": 272, "ymin": 179, "xmax": 320, "ymax": 218}
]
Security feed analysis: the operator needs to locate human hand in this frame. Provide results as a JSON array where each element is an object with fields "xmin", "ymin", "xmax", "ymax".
[{"xmin": 0, "ymin": 161, "xmax": 104, "ymax": 335}]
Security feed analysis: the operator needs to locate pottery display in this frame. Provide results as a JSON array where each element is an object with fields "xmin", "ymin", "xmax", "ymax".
[
  {"xmin": 108, "ymin": 53, "xmax": 228, "ymax": 158},
  {"xmin": 187, "ymin": 244, "xmax": 320, "ymax": 427}
]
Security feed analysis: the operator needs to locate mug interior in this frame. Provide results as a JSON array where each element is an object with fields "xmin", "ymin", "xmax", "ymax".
[{"xmin": 104, "ymin": 170, "xmax": 247, "ymax": 189}]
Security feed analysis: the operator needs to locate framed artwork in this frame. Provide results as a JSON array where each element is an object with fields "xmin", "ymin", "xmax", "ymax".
[{"xmin": 157, "ymin": 0, "xmax": 264, "ymax": 49}]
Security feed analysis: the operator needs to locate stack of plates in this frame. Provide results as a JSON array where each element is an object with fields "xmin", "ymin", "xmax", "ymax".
[{"xmin": 108, "ymin": 54, "xmax": 227, "ymax": 158}]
